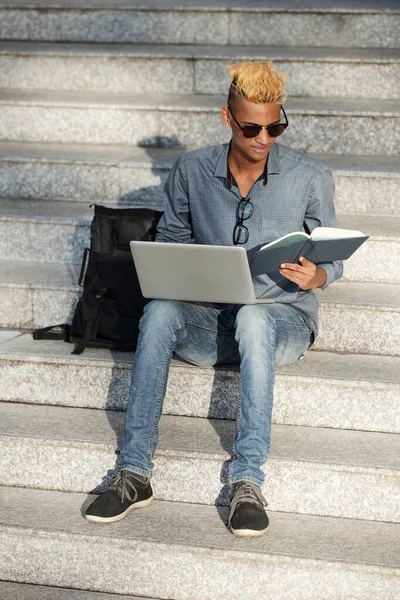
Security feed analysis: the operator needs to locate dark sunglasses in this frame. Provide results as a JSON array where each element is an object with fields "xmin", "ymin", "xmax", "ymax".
[
  {"xmin": 228, "ymin": 105, "xmax": 289, "ymax": 139},
  {"xmin": 233, "ymin": 197, "xmax": 254, "ymax": 245}
]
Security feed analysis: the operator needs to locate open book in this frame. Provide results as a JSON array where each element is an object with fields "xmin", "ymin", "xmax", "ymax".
[{"xmin": 250, "ymin": 227, "xmax": 368, "ymax": 277}]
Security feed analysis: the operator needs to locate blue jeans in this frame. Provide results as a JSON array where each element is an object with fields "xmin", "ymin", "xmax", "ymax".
[{"xmin": 119, "ymin": 299, "xmax": 312, "ymax": 487}]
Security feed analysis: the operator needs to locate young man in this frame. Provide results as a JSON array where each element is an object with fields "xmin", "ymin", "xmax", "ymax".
[{"xmin": 85, "ymin": 61, "xmax": 343, "ymax": 536}]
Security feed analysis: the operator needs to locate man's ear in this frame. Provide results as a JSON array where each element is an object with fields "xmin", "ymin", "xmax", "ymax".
[{"xmin": 221, "ymin": 106, "xmax": 231, "ymax": 128}]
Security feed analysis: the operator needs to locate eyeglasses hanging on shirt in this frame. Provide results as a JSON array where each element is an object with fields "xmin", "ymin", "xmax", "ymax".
[{"xmin": 233, "ymin": 197, "xmax": 254, "ymax": 245}]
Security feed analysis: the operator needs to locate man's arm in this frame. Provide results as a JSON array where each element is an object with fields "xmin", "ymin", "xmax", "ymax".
[
  {"xmin": 279, "ymin": 164, "xmax": 344, "ymax": 290},
  {"xmin": 156, "ymin": 158, "xmax": 193, "ymax": 244}
]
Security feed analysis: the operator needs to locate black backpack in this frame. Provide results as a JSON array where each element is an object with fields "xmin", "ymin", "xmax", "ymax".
[{"xmin": 33, "ymin": 204, "xmax": 163, "ymax": 354}]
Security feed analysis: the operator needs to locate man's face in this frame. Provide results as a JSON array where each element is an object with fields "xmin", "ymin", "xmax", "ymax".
[{"xmin": 222, "ymin": 97, "xmax": 281, "ymax": 164}]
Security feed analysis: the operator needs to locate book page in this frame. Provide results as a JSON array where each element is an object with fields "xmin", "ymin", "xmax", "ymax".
[
  {"xmin": 260, "ymin": 231, "xmax": 308, "ymax": 251},
  {"xmin": 311, "ymin": 227, "xmax": 366, "ymax": 240}
]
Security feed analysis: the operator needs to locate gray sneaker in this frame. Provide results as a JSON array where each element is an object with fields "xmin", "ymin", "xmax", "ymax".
[
  {"xmin": 85, "ymin": 470, "xmax": 153, "ymax": 523},
  {"xmin": 228, "ymin": 481, "xmax": 269, "ymax": 537}
]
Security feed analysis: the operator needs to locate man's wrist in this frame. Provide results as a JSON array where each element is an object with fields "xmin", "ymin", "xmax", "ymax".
[{"xmin": 315, "ymin": 266, "xmax": 327, "ymax": 288}]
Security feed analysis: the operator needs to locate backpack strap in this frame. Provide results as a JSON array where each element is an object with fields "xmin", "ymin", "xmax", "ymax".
[
  {"xmin": 78, "ymin": 247, "xmax": 90, "ymax": 286},
  {"xmin": 32, "ymin": 324, "xmax": 70, "ymax": 341},
  {"xmin": 71, "ymin": 287, "xmax": 108, "ymax": 355}
]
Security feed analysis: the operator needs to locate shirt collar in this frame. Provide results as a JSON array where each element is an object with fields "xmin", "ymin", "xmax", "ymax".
[
  {"xmin": 214, "ymin": 142, "xmax": 231, "ymax": 180},
  {"xmin": 267, "ymin": 142, "xmax": 280, "ymax": 175},
  {"xmin": 214, "ymin": 140, "xmax": 281, "ymax": 189}
]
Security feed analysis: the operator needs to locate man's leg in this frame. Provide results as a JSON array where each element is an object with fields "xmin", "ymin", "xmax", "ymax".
[
  {"xmin": 85, "ymin": 298, "xmax": 237, "ymax": 522},
  {"xmin": 232, "ymin": 302, "xmax": 311, "ymax": 484},
  {"xmin": 228, "ymin": 302, "xmax": 311, "ymax": 536},
  {"xmin": 119, "ymin": 299, "xmax": 237, "ymax": 476}
]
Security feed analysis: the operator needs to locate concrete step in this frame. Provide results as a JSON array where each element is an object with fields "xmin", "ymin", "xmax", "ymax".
[
  {"xmin": 1, "ymin": 330, "xmax": 398, "ymax": 433},
  {"xmin": 1, "ymin": 42, "xmax": 399, "ymax": 99},
  {"xmin": 0, "ymin": 141, "xmax": 179, "ymax": 207},
  {"xmin": 0, "ymin": 261, "xmax": 399, "ymax": 355},
  {"xmin": 336, "ymin": 214, "xmax": 400, "ymax": 284},
  {"xmin": 313, "ymin": 282, "xmax": 400, "ymax": 356},
  {"xmin": 0, "ymin": 260, "xmax": 79, "ymax": 331},
  {"xmin": 1, "ymin": 402, "xmax": 400, "ymax": 521},
  {"xmin": 1, "ymin": 0, "xmax": 399, "ymax": 48},
  {"xmin": 1, "ymin": 487, "xmax": 399, "ymax": 600},
  {"xmin": 1, "ymin": 142, "xmax": 398, "ymax": 215},
  {"xmin": 0, "ymin": 582, "xmax": 151, "ymax": 600},
  {"xmin": 0, "ymin": 199, "xmax": 91, "ymax": 265},
  {"xmin": 0, "ymin": 199, "xmax": 398, "ymax": 284},
  {"xmin": 0, "ymin": 90, "xmax": 398, "ymax": 155}
]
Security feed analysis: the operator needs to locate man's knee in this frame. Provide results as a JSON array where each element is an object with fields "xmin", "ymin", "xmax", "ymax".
[
  {"xmin": 140, "ymin": 299, "xmax": 185, "ymax": 332},
  {"xmin": 235, "ymin": 305, "xmax": 276, "ymax": 342}
]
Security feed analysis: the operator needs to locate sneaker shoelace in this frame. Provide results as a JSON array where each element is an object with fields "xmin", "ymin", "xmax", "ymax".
[
  {"xmin": 228, "ymin": 481, "xmax": 268, "ymax": 524},
  {"xmin": 108, "ymin": 471, "xmax": 140, "ymax": 504}
]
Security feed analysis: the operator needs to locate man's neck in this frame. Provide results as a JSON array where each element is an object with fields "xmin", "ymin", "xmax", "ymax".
[{"xmin": 228, "ymin": 146, "xmax": 269, "ymax": 179}]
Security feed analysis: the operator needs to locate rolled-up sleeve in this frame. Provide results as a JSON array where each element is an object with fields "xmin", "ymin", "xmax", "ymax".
[
  {"xmin": 155, "ymin": 158, "xmax": 193, "ymax": 244},
  {"xmin": 304, "ymin": 165, "xmax": 344, "ymax": 290}
]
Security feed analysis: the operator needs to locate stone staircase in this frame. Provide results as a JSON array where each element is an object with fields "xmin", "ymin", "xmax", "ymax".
[{"xmin": 0, "ymin": 1, "xmax": 399, "ymax": 599}]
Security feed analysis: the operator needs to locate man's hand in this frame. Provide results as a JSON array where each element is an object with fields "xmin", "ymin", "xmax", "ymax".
[{"xmin": 279, "ymin": 257, "xmax": 327, "ymax": 290}]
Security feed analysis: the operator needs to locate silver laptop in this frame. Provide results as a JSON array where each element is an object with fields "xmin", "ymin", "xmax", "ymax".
[{"xmin": 130, "ymin": 241, "xmax": 274, "ymax": 305}]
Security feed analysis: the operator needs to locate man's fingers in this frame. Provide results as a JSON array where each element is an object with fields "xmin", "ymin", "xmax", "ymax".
[
  {"xmin": 298, "ymin": 256, "xmax": 314, "ymax": 267},
  {"xmin": 280, "ymin": 262, "xmax": 303, "ymax": 272},
  {"xmin": 280, "ymin": 269, "xmax": 310, "ymax": 289},
  {"xmin": 279, "ymin": 269, "xmax": 303, "ymax": 284},
  {"xmin": 280, "ymin": 259, "xmax": 316, "ymax": 272},
  {"xmin": 280, "ymin": 257, "xmax": 318, "ymax": 287}
]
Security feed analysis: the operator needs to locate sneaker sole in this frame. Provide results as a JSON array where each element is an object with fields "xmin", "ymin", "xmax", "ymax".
[
  {"xmin": 230, "ymin": 526, "xmax": 269, "ymax": 537},
  {"xmin": 85, "ymin": 495, "xmax": 154, "ymax": 523}
]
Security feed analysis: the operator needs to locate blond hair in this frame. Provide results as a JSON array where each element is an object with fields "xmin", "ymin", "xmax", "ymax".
[{"xmin": 227, "ymin": 61, "xmax": 287, "ymax": 104}]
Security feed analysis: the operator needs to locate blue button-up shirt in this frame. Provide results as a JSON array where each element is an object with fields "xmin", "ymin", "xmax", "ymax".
[{"xmin": 156, "ymin": 141, "xmax": 343, "ymax": 338}]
